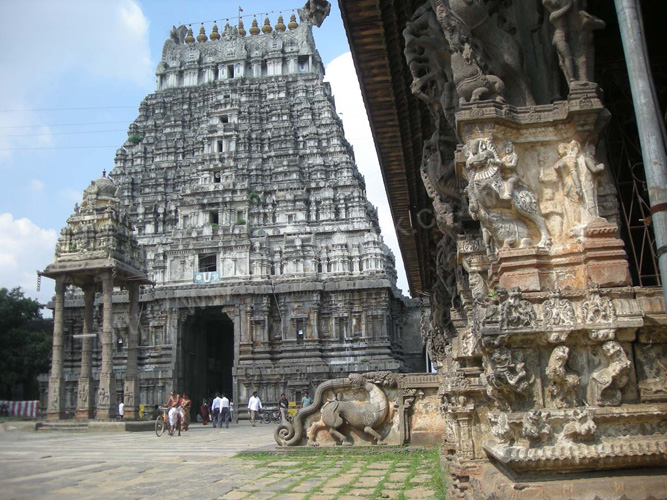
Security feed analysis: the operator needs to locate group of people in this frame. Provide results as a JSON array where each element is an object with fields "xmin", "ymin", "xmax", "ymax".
[
  {"xmin": 163, "ymin": 389, "xmax": 315, "ymax": 430},
  {"xmin": 165, "ymin": 391, "xmax": 192, "ymax": 436},
  {"xmin": 202, "ymin": 393, "xmax": 232, "ymax": 428},
  {"xmin": 248, "ymin": 391, "xmax": 313, "ymax": 427}
]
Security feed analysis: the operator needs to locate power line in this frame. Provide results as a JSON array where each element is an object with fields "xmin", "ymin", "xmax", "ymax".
[
  {"xmin": 0, "ymin": 145, "xmax": 119, "ymax": 151},
  {"xmin": 3, "ymin": 129, "xmax": 127, "ymax": 138},
  {"xmin": 0, "ymin": 120, "xmax": 131, "ymax": 130},
  {"xmin": 179, "ymin": 5, "xmax": 300, "ymax": 27},
  {"xmin": 0, "ymin": 106, "xmax": 137, "ymax": 112}
]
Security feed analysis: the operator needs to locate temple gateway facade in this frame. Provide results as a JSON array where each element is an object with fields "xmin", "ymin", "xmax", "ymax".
[{"xmin": 40, "ymin": 12, "xmax": 424, "ymax": 419}]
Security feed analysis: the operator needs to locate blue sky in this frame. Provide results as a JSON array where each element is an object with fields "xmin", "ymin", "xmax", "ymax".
[{"xmin": 0, "ymin": 0, "xmax": 408, "ymax": 306}]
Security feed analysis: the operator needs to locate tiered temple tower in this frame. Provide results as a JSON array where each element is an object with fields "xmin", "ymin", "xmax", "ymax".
[{"xmin": 46, "ymin": 12, "xmax": 423, "ymax": 417}]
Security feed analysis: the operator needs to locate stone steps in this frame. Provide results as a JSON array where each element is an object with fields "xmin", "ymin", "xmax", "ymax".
[{"xmin": 36, "ymin": 422, "xmax": 88, "ymax": 432}]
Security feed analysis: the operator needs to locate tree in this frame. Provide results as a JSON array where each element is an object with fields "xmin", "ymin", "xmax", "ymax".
[{"xmin": 0, "ymin": 287, "xmax": 52, "ymax": 400}]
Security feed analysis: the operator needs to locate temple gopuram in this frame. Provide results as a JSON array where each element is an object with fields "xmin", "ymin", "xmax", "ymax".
[{"xmin": 40, "ymin": 9, "xmax": 424, "ymax": 421}]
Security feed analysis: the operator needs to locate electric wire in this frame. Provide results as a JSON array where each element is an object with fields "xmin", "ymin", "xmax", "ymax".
[{"xmin": 0, "ymin": 120, "xmax": 130, "ymax": 129}]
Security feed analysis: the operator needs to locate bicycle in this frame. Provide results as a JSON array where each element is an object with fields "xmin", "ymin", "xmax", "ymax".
[
  {"xmin": 155, "ymin": 406, "xmax": 169, "ymax": 437},
  {"xmin": 261, "ymin": 408, "xmax": 281, "ymax": 424},
  {"xmin": 261, "ymin": 408, "xmax": 292, "ymax": 424}
]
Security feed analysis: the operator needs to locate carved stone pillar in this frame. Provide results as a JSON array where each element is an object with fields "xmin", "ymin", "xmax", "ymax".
[
  {"xmin": 308, "ymin": 305, "xmax": 319, "ymax": 340},
  {"xmin": 76, "ymin": 288, "xmax": 95, "ymax": 419},
  {"xmin": 96, "ymin": 272, "xmax": 116, "ymax": 419},
  {"xmin": 47, "ymin": 278, "xmax": 66, "ymax": 420},
  {"xmin": 123, "ymin": 283, "xmax": 140, "ymax": 419}
]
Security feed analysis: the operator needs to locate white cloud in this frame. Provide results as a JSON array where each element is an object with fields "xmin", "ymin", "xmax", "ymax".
[
  {"xmin": 325, "ymin": 53, "xmax": 410, "ymax": 295},
  {"xmin": 29, "ymin": 179, "xmax": 45, "ymax": 192},
  {"xmin": 0, "ymin": 213, "xmax": 58, "ymax": 307}
]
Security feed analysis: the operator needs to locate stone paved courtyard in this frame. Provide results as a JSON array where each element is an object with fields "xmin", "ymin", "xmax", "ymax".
[{"xmin": 0, "ymin": 423, "xmax": 444, "ymax": 500}]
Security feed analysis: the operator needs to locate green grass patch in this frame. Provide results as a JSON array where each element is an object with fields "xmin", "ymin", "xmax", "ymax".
[{"xmin": 234, "ymin": 447, "xmax": 448, "ymax": 500}]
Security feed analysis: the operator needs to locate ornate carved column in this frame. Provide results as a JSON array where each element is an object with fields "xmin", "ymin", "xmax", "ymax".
[
  {"xmin": 76, "ymin": 288, "xmax": 95, "ymax": 419},
  {"xmin": 96, "ymin": 272, "xmax": 116, "ymax": 419},
  {"xmin": 123, "ymin": 283, "xmax": 140, "ymax": 419},
  {"xmin": 47, "ymin": 278, "xmax": 66, "ymax": 420}
]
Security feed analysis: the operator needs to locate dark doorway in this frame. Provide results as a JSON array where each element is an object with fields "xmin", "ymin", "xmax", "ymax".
[{"xmin": 182, "ymin": 309, "xmax": 234, "ymax": 415}]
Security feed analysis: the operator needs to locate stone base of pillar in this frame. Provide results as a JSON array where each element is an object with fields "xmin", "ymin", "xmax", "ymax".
[
  {"xmin": 488, "ymin": 224, "xmax": 631, "ymax": 293},
  {"xmin": 123, "ymin": 378, "xmax": 139, "ymax": 420}
]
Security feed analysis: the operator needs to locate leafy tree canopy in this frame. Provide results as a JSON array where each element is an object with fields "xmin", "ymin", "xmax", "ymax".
[{"xmin": 0, "ymin": 287, "xmax": 52, "ymax": 400}]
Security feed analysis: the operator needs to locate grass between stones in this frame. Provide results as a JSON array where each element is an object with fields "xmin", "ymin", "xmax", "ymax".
[{"xmin": 235, "ymin": 447, "xmax": 447, "ymax": 500}]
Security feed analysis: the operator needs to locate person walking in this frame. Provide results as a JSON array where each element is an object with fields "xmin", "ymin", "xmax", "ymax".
[
  {"xmin": 181, "ymin": 393, "xmax": 191, "ymax": 431},
  {"xmin": 221, "ymin": 393, "xmax": 231, "ymax": 428},
  {"xmin": 200, "ymin": 399, "xmax": 210, "ymax": 426},
  {"xmin": 248, "ymin": 391, "xmax": 262, "ymax": 427},
  {"xmin": 301, "ymin": 391, "xmax": 313, "ymax": 408},
  {"xmin": 211, "ymin": 393, "xmax": 222, "ymax": 428},
  {"xmin": 279, "ymin": 393, "xmax": 289, "ymax": 423}
]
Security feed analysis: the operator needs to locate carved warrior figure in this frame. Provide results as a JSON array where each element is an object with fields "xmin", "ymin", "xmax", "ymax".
[
  {"xmin": 404, "ymin": 4, "xmax": 457, "ymax": 123},
  {"xmin": 542, "ymin": 0, "xmax": 605, "ymax": 85},
  {"xmin": 546, "ymin": 346, "xmax": 581, "ymax": 408},
  {"xmin": 588, "ymin": 341, "xmax": 631, "ymax": 407},
  {"xmin": 500, "ymin": 287, "xmax": 537, "ymax": 329},
  {"xmin": 463, "ymin": 138, "xmax": 551, "ymax": 252},
  {"xmin": 433, "ymin": 0, "xmax": 534, "ymax": 106},
  {"xmin": 484, "ymin": 347, "xmax": 534, "ymax": 410},
  {"xmin": 275, "ymin": 372, "xmax": 395, "ymax": 446}
]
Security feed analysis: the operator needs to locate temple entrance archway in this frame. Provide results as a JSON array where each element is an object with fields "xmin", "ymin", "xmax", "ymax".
[{"xmin": 182, "ymin": 308, "xmax": 234, "ymax": 414}]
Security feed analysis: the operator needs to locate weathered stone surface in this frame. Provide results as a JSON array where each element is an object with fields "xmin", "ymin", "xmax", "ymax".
[{"xmin": 399, "ymin": 1, "xmax": 667, "ymax": 498}]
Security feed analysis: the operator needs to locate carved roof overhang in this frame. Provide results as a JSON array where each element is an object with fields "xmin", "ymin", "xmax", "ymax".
[
  {"xmin": 39, "ymin": 258, "xmax": 152, "ymax": 289},
  {"xmin": 338, "ymin": 0, "xmax": 436, "ymax": 296}
]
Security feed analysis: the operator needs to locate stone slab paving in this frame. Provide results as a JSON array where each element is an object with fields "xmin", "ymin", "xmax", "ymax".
[{"xmin": 0, "ymin": 424, "xmax": 444, "ymax": 499}]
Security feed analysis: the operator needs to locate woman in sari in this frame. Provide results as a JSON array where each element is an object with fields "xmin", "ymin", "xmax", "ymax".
[{"xmin": 200, "ymin": 399, "xmax": 210, "ymax": 425}]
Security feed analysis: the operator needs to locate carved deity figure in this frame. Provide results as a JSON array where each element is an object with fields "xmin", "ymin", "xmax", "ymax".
[
  {"xmin": 551, "ymin": 140, "xmax": 605, "ymax": 235},
  {"xmin": 542, "ymin": 289, "xmax": 576, "ymax": 327},
  {"xmin": 542, "ymin": 0, "xmax": 605, "ymax": 85},
  {"xmin": 463, "ymin": 138, "xmax": 551, "ymax": 251},
  {"xmin": 587, "ymin": 341, "xmax": 631, "ymax": 407},
  {"xmin": 546, "ymin": 346, "xmax": 580, "ymax": 408}
]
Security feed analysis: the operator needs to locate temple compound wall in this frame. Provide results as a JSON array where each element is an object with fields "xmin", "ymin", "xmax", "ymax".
[{"xmin": 40, "ymin": 12, "xmax": 423, "ymax": 417}]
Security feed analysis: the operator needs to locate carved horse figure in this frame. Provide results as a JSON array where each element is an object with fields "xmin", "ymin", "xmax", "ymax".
[
  {"xmin": 464, "ymin": 138, "xmax": 551, "ymax": 248},
  {"xmin": 275, "ymin": 373, "xmax": 393, "ymax": 446}
]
